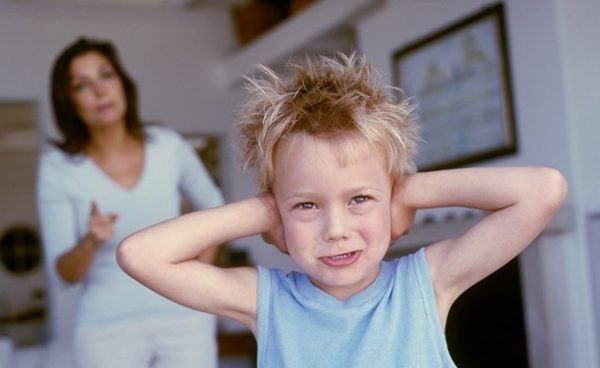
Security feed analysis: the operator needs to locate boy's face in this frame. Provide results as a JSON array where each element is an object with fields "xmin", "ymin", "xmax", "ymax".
[{"xmin": 273, "ymin": 133, "xmax": 392, "ymax": 301}]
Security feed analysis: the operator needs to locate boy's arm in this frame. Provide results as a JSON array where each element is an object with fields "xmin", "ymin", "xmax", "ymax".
[
  {"xmin": 398, "ymin": 167, "xmax": 567, "ymax": 326},
  {"xmin": 117, "ymin": 196, "xmax": 279, "ymax": 333}
]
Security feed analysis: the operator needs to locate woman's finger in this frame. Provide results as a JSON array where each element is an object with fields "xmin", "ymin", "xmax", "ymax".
[{"xmin": 90, "ymin": 200, "xmax": 99, "ymax": 217}]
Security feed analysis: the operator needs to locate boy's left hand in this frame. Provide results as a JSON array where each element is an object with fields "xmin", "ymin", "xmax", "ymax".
[{"xmin": 390, "ymin": 177, "xmax": 416, "ymax": 244}]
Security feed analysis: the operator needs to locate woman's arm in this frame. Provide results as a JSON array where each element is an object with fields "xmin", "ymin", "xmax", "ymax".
[
  {"xmin": 175, "ymin": 130, "xmax": 226, "ymax": 264},
  {"xmin": 396, "ymin": 167, "xmax": 567, "ymax": 326},
  {"xmin": 117, "ymin": 195, "xmax": 279, "ymax": 332},
  {"xmin": 55, "ymin": 202, "xmax": 118, "ymax": 283},
  {"xmin": 37, "ymin": 156, "xmax": 88, "ymax": 284},
  {"xmin": 37, "ymin": 154, "xmax": 118, "ymax": 284},
  {"xmin": 55, "ymin": 234, "xmax": 100, "ymax": 283}
]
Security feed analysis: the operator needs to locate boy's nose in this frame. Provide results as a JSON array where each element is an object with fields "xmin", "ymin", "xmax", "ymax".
[{"xmin": 323, "ymin": 207, "xmax": 350, "ymax": 242}]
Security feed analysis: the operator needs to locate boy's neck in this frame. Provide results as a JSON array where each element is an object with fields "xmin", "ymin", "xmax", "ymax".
[{"xmin": 308, "ymin": 262, "xmax": 383, "ymax": 301}]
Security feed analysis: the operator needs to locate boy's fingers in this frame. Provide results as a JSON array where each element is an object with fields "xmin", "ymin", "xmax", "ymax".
[{"xmin": 107, "ymin": 214, "xmax": 119, "ymax": 223}]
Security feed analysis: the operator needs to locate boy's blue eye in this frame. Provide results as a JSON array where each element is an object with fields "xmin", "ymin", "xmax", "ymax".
[
  {"xmin": 351, "ymin": 195, "xmax": 369, "ymax": 204},
  {"xmin": 297, "ymin": 202, "xmax": 316, "ymax": 210}
]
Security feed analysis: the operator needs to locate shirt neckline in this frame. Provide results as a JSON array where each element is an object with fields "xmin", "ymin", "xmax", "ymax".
[
  {"xmin": 294, "ymin": 260, "xmax": 394, "ymax": 310},
  {"xmin": 84, "ymin": 139, "xmax": 150, "ymax": 194}
]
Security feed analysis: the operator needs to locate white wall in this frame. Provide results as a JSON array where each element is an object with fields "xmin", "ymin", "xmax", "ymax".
[{"xmin": 554, "ymin": 0, "xmax": 600, "ymax": 209}]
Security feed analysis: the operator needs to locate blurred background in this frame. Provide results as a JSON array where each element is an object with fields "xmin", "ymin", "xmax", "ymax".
[{"xmin": 0, "ymin": 0, "xmax": 598, "ymax": 367}]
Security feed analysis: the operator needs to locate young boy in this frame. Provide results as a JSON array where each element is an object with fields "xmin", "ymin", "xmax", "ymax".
[{"xmin": 117, "ymin": 54, "xmax": 566, "ymax": 367}]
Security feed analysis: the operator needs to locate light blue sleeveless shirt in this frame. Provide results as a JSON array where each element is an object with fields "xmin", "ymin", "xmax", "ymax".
[{"xmin": 256, "ymin": 248, "xmax": 456, "ymax": 367}]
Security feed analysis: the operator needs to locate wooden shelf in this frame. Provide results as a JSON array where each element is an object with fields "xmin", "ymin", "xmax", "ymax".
[{"xmin": 219, "ymin": 0, "xmax": 379, "ymax": 87}]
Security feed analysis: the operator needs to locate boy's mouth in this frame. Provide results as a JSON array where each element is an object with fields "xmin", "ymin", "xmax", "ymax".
[{"xmin": 320, "ymin": 251, "xmax": 361, "ymax": 267}]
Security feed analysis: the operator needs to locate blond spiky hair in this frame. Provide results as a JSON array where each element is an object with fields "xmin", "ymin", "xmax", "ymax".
[{"xmin": 237, "ymin": 52, "xmax": 420, "ymax": 191}]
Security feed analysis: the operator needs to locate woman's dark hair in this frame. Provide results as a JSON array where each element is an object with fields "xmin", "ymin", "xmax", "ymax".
[{"xmin": 50, "ymin": 37, "xmax": 145, "ymax": 154}]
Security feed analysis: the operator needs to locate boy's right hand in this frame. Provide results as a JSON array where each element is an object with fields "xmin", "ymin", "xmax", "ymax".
[
  {"xmin": 257, "ymin": 192, "xmax": 287, "ymax": 254},
  {"xmin": 87, "ymin": 201, "xmax": 119, "ymax": 248}
]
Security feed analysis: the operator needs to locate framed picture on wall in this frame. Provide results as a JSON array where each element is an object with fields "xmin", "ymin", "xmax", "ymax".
[{"xmin": 392, "ymin": 3, "xmax": 517, "ymax": 171}]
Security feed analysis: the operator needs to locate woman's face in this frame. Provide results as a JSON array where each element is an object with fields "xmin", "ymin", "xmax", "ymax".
[{"xmin": 69, "ymin": 51, "xmax": 127, "ymax": 129}]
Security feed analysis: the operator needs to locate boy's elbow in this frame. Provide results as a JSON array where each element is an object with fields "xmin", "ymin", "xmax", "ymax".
[
  {"xmin": 116, "ymin": 236, "xmax": 141, "ymax": 275},
  {"xmin": 538, "ymin": 167, "xmax": 568, "ymax": 211}
]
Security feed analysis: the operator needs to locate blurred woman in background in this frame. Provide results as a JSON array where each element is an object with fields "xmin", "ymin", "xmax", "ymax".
[{"xmin": 37, "ymin": 37, "xmax": 223, "ymax": 368}]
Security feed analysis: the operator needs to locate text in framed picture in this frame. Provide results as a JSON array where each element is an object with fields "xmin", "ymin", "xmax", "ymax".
[{"xmin": 392, "ymin": 3, "xmax": 517, "ymax": 171}]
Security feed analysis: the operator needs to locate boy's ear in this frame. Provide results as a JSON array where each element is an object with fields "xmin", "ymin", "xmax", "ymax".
[
  {"xmin": 258, "ymin": 191, "xmax": 289, "ymax": 254},
  {"xmin": 261, "ymin": 229, "xmax": 288, "ymax": 255},
  {"xmin": 391, "ymin": 204, "xmax": 416, "ymax": 242}
]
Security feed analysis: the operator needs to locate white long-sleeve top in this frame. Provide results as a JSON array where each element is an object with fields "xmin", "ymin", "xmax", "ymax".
[{"xmin": 36, "ymin": 126, "xmax": 224, "ymax": 326}]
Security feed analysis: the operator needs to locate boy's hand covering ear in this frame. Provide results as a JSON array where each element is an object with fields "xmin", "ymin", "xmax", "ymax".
[
  {"xmin": 390, "ymin": 177, "xmax": 416, "ymax": 245},
  {"xmin": 258, "ymin": 192, "xmax": 288, "ymax": 254}
]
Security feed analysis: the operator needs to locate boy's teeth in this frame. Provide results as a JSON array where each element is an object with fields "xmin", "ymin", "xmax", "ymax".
[{"xmin": 332, "ymin": 252, "xmax": 352, "ymax": 260}]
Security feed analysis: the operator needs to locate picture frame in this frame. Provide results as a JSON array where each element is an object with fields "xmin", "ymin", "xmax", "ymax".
[{"xmin": 392, "ymin": 3, "xmax": 517, "ymax": 171}]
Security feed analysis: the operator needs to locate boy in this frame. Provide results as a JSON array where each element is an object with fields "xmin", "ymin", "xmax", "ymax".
[{"xmin": 117, "ymin": 54, "xmax": 566, "ymax": 367}]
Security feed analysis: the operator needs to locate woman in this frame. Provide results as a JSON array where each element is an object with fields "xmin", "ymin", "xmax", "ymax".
[{"xmin": 37, "ymin": 37, "xmax": 223, "ymax": 368}]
